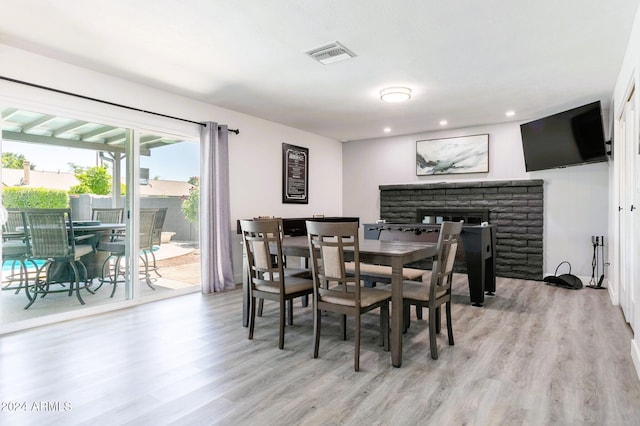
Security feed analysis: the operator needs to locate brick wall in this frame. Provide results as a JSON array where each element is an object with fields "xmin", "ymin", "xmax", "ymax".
[{"xmin": 379, "ymin": 179, "xmax": 544, "ymax": 280}]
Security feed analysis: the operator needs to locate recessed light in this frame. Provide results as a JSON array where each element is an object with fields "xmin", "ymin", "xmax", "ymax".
[
  {"xmin": 439, "ymin": 120, "xmax": 448, "ymax": 126},
  {"xmin": 380, "ymin": 87, "xmax": 412, "ymax": 103},
  {"xmin": 505, "ymin": 110, "xmax": 515, "ymax": 117},
  {"xmin": 383, "ymin": 127, "xmax": 391, "ymax": 133}
]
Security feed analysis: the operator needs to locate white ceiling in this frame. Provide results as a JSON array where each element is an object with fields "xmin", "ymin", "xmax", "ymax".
[{"xmin": 1, "ymin": 0, "xmax": 638, "ymax": 142}]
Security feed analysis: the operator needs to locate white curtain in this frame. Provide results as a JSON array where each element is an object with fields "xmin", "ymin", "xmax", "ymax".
[{"xmin": 200, "ymin": 122, "xmax": 235, "ymax": 292}]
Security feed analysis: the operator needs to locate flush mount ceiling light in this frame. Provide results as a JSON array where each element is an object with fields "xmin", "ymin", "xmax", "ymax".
[{"xmin": 380, "ymin": 87, "xmax": 412, "ymax": 103}]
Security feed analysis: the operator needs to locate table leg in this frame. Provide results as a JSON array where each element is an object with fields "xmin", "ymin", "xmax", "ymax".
[
  {"xmin": 242, "ymin": 252, "xmax": 249, "ymax": 327},
  {"xmin": 391, "ymin": 259, "xmax": 403, "ymax": 367}
]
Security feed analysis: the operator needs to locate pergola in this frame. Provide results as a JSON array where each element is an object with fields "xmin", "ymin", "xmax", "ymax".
[{"xmin": 1, "ymin": 107, "xmax": 184, "ymax": 204}]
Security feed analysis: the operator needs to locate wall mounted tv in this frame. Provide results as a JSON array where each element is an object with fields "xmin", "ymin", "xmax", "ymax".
[{"xmin": 519, "ymin": 101, "xmax": 608, "ymax": 172}]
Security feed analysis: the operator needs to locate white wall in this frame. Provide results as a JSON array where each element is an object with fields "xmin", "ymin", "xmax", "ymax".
[
  {"xmin": 0, "ymin": 44, "xmax": 343, "ymax": 282},
  {"xmin": 342, "ymin": 122, "xmax": 609, "ymax": 278}
]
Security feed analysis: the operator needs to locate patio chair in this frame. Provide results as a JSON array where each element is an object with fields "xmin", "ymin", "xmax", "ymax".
[
  {"xmin": 91, "ymin": 207, "xmax": 124, "ymax": 224},
  {"xmin": 96, "ymin": 209, "xmax": 158, "ymax": 296},
  {"xmin": 2, "ymin": 209, "xmax": 34, "ymax": 300},
  {"xmin": 22, "ymin": 208, "xmax": 95, "ymax": 309},
  {"xmin": 92, "ymin": 207, "xmax": 125, "ymax": 241},
  {"xmin": 141, "ymin": 207, "xmax": 167, "ymax": 277}
]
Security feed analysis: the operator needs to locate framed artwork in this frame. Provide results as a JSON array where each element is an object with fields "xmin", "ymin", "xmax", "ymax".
[
  {"xmin": 416, "ymin": 134, "xmax": 489, "ymax": 175},
  {"xmin": 282, "ymin": 143, "xmax": 308, "ymax": 204}
]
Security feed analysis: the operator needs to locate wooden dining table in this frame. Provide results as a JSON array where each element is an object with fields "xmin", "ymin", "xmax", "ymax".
[{"xmin": 242, "ymin": 235, "xmax": 437, "ymax": 367}]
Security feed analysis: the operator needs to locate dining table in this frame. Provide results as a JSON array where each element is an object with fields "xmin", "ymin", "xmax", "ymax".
[
  {"xmin": 242, "ymin": 235, "xmax": 437, "ymax": 367},
  {"xmin": 70, "ymin": 222, "xmax": 126, "ymax": 278},
  {"xmin": 22, "ymin": 222, "xmax": 127, "ymax": 282}
]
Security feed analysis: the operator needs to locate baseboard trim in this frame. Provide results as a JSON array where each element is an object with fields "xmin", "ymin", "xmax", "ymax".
[{"xmin": 632, "ymin": 338, "xmax": 640, "ymax": 383}]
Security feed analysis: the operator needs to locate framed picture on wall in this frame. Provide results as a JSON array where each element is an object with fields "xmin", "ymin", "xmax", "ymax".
[
  {"xmin": 282, "ymin": 143, "xmax": 309, "ymax": 204},
  {"xmin": 416, "ymin": 134, "xmax": 489, "ymax": 175}
]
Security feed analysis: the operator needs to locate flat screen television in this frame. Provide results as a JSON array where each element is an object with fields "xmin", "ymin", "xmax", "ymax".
[{"xmin": 519, "ymin": 101, "xmax": 608, "ymax": 172}]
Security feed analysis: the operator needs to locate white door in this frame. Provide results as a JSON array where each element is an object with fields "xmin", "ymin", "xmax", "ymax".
[
  {"xmin": 630, "ymin": 88, "xmax": 638, "ymax": 333},
  {"xmin": 619, "ymin": 87, "xmax": 636, "ymax": 330}
]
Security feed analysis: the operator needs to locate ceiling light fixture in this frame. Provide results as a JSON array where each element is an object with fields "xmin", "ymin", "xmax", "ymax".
[
  {"xmin": 380, "ymin": 87, "xmax": 411, "ymax": 103},
  {"xmin": 505, "ymin": 110, "xmax": 515, "ymax": 117},
  {"xmin": 384, "ymin": 127, "xmax": 391, "ymax": 133},
  {"xmin": 439, "ymin": 120, "xmax": 448, "ymax": 126}
]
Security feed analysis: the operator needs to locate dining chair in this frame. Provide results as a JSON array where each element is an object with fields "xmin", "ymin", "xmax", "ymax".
[
  {"xmin": 96, "ymin": 209, "xmax": 157, "ymax": 296},
  {"xmin": 240, "ymin": 218, "xmax": 314, "ymax": 350},
  {"xmin": 306, "ymin": 220, "xmax": 391, "ymax": 372},
  {"xmin": 22, "ymin": 208, "xmax": 95, "ymax": 309},
  {"xmin": 252, "ymin": 217, "xmax": 312, "ymax": 317},
  {"xmin": 399, "ymin": 220, "xmax": 463, "ymax": 359}
]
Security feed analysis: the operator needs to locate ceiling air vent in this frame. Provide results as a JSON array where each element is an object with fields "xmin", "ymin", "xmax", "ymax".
[{"xmin": 306, "ymin": 42, "xmax": 356, "ymax": 65}]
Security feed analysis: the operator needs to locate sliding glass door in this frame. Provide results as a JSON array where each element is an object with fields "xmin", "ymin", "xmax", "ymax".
[{"xmin": 0, "ymin": 106, "xmax": 200, "ymax": 329}]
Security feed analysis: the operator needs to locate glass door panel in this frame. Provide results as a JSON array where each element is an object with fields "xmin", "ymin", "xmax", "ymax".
[
  {"xmin": 137, "ymin": 133, "xmax": 200, "ymax": 299},
  {"xmin": 0, "ymin": 107, "xmax": 131, "ymax": 325}
]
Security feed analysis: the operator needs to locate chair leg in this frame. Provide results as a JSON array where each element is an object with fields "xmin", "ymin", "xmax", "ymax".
[
  {"xmin": 287, "ymin": 299, "xmax": 293, "ymax": 326},
  {"xmin": 379, "ymin": 306, "xmax": 385, "ymax": 347},
  {"xmin": 68, "ymin": 261, "xmax": 85, "ymax": 305},
  {"xmin": 77, "ymin": 261, "xmax": 93, "ymax": 294},
  {"xmin": 313, "ymin": 308, "xmax": 321, "ymax": 359},
  {"xmin": 435, "ymin": 306, "xmax": 442, "ymax": 334},
  {"xmin": 446, "ymin": 301, "xmax": 454, "ymax": 346},
  {"xmin": 149, "ymin": 249, "xmax": 161, "ymax": 277},
  {"xmin": 110, "ymin": 255, "xmax": 124, "ymax": 297},
  {"xmin": 416, "ymin": 306, "xmax": 423, "ymax": 320},
  {"xmin": 257, "ymin": 298, "xmax": 264, "ymax": 317},
  {"xmin": 278, "ymin": 299, "xmax": 285, "ymax": 349},
  {"xmin": 248, "ymin": 296, "xmax": 256, "ymax": 340},
  {"xmin": 24, "ymin": 263, "xmax": 47, "ymax": 309},
  {"xmin": 354, "ymin": 313, "xmax": 361, "ymax": 372},
  {"xmin": 382, "ymin": 303, "xmax": 390, "ymax": 351},
  {"xmin": 340, "ymin": 314, "xmax": 347, "ymax": 340},
  {"xmin": 403, "ymin": 301, "xmax": 410, "ymax": 334},
  {"xmin": 429, "ymin": 305, "xmax": 438, "ymax": 360},
  {"xmin": 139, "ymin": 252, "xmax": 155, "ymax": 290}
]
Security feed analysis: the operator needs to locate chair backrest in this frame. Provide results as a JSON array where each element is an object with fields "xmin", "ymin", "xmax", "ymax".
[
  {"xmin": 240, "ymin": 218, "xmax": 285, "ymax": 293},
  {"xmin": 23, "ymin": 208, "xmax": 74, "ymax": 259},
  {"xmin": 3, "ymin": 209, "xmax": 25, "ymax": 233},
  {"xmin": 92, "ymin": 207, "xmax": 124, "ymax": 224},
  {"xmin": 306, "ymin": 221, "xmax": 360, "ymax": 305},
  {"xmin": 142, "ymin": 207, "xmax": 167, "ymax": 245},
  {"xmin": 429, "ymin": 221, "xmax": 463, "ymax": 296},
  {"xmin": 253, "ymin": 217, "xmax": 285, "ymax": 239},
  {"xmin": 139, "ymin": 210, "xmax": 157, "ymax": 251}
]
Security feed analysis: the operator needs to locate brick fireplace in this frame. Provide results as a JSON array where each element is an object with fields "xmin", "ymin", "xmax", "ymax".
[{"xmin": 379, "ymin": 179, "xmax": 544, "ymax": 280}]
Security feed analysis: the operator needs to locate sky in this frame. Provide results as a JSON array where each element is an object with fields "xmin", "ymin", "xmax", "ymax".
[{"xmin": 3, "ymin": 140, "xmax": 199, "ymax": 182}]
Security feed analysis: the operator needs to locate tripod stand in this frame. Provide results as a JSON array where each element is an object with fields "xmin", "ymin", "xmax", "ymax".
[{"xmin": 587, "ymin": 235, "xmax": 606, "ymax": 289}]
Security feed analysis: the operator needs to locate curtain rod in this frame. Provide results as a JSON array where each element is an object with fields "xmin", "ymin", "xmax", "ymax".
[{"xmin": 0, "ymin": 75, "xmax": 240, "ymax": 134}]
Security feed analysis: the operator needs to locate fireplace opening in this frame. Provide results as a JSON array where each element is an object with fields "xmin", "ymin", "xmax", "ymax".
[{"xmin": 416, "ymin": 208, "xmax": 490, "ymax": 225}]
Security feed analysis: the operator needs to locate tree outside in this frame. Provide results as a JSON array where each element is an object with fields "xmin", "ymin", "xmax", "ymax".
[
  {"xmin": 2, "ymin": 152, "xmax": 35, "ymax": 170},
  {"xmin": 181, "ymin": 176, "xmax": 199, "ymax": 223},
  {"xmin": 68, "ymin": 164, "xmax": 112, "ymax": 195}
]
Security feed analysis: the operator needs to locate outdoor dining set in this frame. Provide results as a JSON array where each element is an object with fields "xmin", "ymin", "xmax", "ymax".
[{"xmin": 1, "ymin": 207, "xmax": 166, "ymax": 309}]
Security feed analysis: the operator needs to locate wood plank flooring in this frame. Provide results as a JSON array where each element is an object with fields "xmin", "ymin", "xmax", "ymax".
[{"xmin": 1, "ymin": 274, "xmax": 639, "ymax": 425}]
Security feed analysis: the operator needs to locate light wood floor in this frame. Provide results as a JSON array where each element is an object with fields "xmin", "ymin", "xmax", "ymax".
[{"xmin": 1, "ymin": 275, "xmax": 639, "ymax": 425}]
